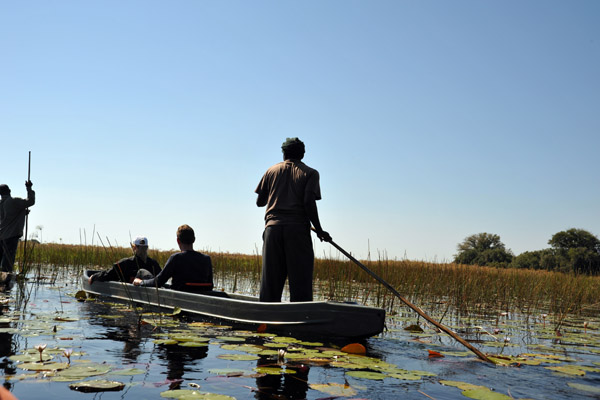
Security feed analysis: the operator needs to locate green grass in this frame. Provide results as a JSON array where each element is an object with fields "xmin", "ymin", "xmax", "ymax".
[{"xmin": 15, "ymin": 242, "xmax": 600, "ymax": 323}]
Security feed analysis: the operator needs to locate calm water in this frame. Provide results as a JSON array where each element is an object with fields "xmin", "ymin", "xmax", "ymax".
[{"xmin": 1, "ymin": 271, "xmax": 599, "ymax": 399}]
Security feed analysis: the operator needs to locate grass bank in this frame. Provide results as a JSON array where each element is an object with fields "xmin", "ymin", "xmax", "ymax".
[{"xmin": 16, "ymin": 242, "xmax": 600, "ymax": 321}]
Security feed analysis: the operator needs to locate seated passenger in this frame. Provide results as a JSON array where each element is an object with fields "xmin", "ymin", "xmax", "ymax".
[
  {"xmin": 89, "ymin": 237, "xmax": 161, "ymax": 284},
  {"xmin": 133, "ymin": 224, "xmax": 213, "ymax": 292}
]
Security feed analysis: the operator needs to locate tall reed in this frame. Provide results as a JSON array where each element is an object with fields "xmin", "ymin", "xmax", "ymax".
[{"xmin": 15, "ymin": 243, "xmax": 600, "ymax": 320}]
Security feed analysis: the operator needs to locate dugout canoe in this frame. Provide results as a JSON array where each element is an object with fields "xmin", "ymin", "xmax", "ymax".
[{"xmin": 82, "ymin": 270, "xmax": 386, "ymax": 339}]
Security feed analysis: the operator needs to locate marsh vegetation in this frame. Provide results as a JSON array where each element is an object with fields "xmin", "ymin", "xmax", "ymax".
[{"xmin": 2, "ymin": 242, "xmax": 599, "ymax": 399}]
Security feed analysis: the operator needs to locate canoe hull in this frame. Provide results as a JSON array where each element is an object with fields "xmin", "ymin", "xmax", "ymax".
[{"xmin": 82, "ymin": 270, "xmax": 385, "ymax": 339}]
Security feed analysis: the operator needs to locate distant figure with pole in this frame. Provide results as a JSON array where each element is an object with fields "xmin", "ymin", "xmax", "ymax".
[
  {"xmin": 0, "ymin": 181, "xmax": 35, "ymax": 273},
  {"xmin": 255, "ymin": 137, "xmax": 331, "ymax": 302}
]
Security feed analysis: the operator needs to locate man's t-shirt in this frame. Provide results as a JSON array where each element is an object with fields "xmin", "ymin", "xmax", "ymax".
[
  {"xmin": 92, "ymin": 255, "xmax": 162, "ymax": 283},
  {"xmin": 141, "ymin": 250, "xmax": 213, "ymax": 291},
  {"xmin": 255, "ymin": 159, "xmax": 321, "ymax": 227}
]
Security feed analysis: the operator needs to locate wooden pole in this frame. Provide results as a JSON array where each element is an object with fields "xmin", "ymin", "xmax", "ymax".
[
  {"xmin": 21, "ymin": 151, "xmax": 31, "ymax": 275},
  {"xmin": 316, "ymin": 231, "xmax": 493, "ymax": 363}
]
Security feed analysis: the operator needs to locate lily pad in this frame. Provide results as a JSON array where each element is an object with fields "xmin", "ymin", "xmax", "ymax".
[
  {"xmin": 55, "ymin": 363, "xmax": 112, "ymax": 378},
  {"xmin": 462, "ymin": 387, "xmax": 513, "ymax": 399},
  {"xmin": 10, "ymin": 353, "xmax": 52, "ymax": 363},
  {"xmin": 217, "ymin": 354, "xmax": 260, "ymax": 361},
  {"xmin": 346, "ymin": 371, "xmax": 387, "ymax": 380},
  {"xmin": 160, "ymin": 389, "xmax": 236, "ymax": 399},
  {"xmin": 18, "ymin": 362, "xmax": 69, "ymax": 371},
  {"xmin": 106, "ymin": 368, "xmax": 146, "ymax": 376},
  {"xmin": 270, "ymin": 336, "xmax": 300, "ymax": 344},
  {"xmin": 69, "ymin": 379, "xmax": 125, "ymax": 392},
  {"xmin": 440, "ymin": 380, "xmax": 486, "ymax": 391},
  {"xmin": 215, "ymin": 336, "xmax": 246, "ymax": 342},
  {"xmin": 154, "ymin": 339, "xmax": 179, "ymax": 345},
  {"xmin": 254, "ymin": 367, "xmax": 296, "ymax": 375},
  {"xmin": 178, "ymin": 342, "xmax": 209, "ymax": 348},
  {"xmin": 545, "ymin": 365, "xmax": 586, "ymax": 376},
  {"xmin": 567, "ymin": 382, "xmax": 600, "ymax": 394},
  {"xmin": 220, "ymin": 344, "xmax": 262, "ymax": 353},
  {"xmin": 309, "ymin": 382, "xmax": 357, "ymax": 397}
]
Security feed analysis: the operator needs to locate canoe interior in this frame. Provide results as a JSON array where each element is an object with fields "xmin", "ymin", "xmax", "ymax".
[{"xmin": 82, "ymin": 270, "xmax": 386, "ymax": 339}]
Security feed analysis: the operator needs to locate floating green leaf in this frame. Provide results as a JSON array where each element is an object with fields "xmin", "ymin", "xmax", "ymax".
[
  {"xmin": 154, "ymin": 339, "xmax": 179, "ymax": 345},
  {"xmin": 545, "ymin": 365, "xmax": 586, "ymax": 376},
  {"xmin": 160, "ymin": 389, "xmax": 236, "ymax": 399},
  {"xmin": 439, "ymin": 380, "xmax": 486, "ymax": 391},
  {"xmin": 18, "ymin": 362, "xmax": 69, "ymax": 371},
  {"xmin": 462, "ymin": 387, "xmax": 513, "ymax": 399},
  {"xmin": 69, "ymin": 379, "xmax": 125, "ymax": 392},
  {"xmin": 388, "ymin": 372, "xmax": 421, "ymax": 380},
  {"xmin": 106, "ymin": 368, "xmax": 146, "ymax": 376},
  {"xmin": 220, "ymin": 344, "xmax": 262, "ymax": 353},
  {"xmin": 346, "ymin": 371, "xmax": 387, "ymax": 380},
  {"xmin": 567, "ymin": 382, "xmax": 600, "ymax": 394},
  {"xmin": 208, "ymin": 368, "xmax": 252, "ymax": 376},
  {"xmin": 217, "ymin": 354, "xmax": 260, "ymax": 361},
  {"xmin": 270, "ymin": 337, "xmax": 300, "ymax": 344},
  {"xmin": 215, "ymin": 336, "xmax": 246, "ymax": 342},
  {"xmin": 10, "ymin": 353, "xmax": 52, "ymax": 363},
  {"xmin": 179, "ymin": 342, "xmax": 209, "ymax": 348},
  {"xmin": 55, "ymin": 363, "xmax": 112, "ymax": 378},
  {"xmin": 254, "ymin": 367, "xmax": 296, "ymax": 375},
  {"xmin": 309, "ymin": 382, "xmax": 357, "ymax": 397}
]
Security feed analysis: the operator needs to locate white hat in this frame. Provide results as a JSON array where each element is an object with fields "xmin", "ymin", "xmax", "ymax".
[{"xmin": 133, "ymin": 237, "xmax": 148, "ymax": 246}]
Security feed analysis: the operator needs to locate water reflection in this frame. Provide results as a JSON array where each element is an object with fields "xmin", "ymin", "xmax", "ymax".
[
  {"xmin": 254, "ymin": 359, "xmax": 309, "ymax": 400},
  {"xmin": 81, "ymin": 300, "xmax": 148, "ymax": 363},
  {"xmin": 0, "ymin": 276, "xmax": 17, "ymax": 392},
  {"xmin": 155, "ymin": 344, "xmax": 209, "ymax": 388}
]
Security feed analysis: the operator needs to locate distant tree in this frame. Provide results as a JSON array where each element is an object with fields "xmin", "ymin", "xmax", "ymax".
[
  {"xmin": 510, "ymin": 249, "xmax": 559, "ymax": 271},
  {"xmin": 548, "ymin": 228, "xmax": 600, "ymax": 252},
  {"xmin": 454, "ymin": 233, "xmax": 513, "ymax": 268},
  {"xmin": 546, "ymin": 228, "xmax": 600, "ymax": 275}
]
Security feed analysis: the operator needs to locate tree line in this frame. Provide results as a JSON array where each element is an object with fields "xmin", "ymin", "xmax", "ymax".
[{"xmin": 454, "ymin": 228, "xmax": 600, "ymax": 275}]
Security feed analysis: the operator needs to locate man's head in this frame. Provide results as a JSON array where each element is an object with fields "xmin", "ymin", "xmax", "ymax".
[
  {"xmin": 132, "ymin": 236, "xmax": 149, "ymax": 258},
  {"xmin": 0, "ymin": 185, "xmax": 10, "ymax": 196},
  {"xmin": 177, "ymin": 224, "xmax": 195, "ymax": 245},
  {"xmin": 281, "ymin": 137, "xmax": 305, "ymax": 160}
]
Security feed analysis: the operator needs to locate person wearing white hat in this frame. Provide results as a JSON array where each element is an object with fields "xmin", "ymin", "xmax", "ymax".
[{"xmin": 88, "ymin": 236, "xmax": 161, "ymax": 284}]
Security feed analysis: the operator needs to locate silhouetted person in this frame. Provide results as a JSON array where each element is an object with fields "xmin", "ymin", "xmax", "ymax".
[
  {"xmin": 255, "ymin": 138, "xmax": 331, "ymax": 302},
  {"xmin": 0, "ymin": 181, "xmax": 35, "ymax": 273},
  {"xmin": 133, "ymin": 225, "xmax": 213, "ymax": 292},
  {"xmin": 88, "ymin": 237, "xmax": 161, "ymax": 284}
]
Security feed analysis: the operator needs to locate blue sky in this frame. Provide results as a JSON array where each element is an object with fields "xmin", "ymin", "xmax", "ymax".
[{"xmin": 1, "ymin": 1, "xmax": 598, "ymax": 262}]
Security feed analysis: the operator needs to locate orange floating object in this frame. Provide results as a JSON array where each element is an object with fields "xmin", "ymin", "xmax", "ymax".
[
  {"xmin": 427, "ymin": 350, "xmax": 444, "ymax": 358},
  {"xmin": 341, "ymin": 343, "xmax": 367, "ymax": 355},
  {"xmin": 257, "ymin": 323, "xmax": 268, "ymax": 333}
]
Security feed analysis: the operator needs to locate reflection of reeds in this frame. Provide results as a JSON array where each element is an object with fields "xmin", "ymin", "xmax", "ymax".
[{"xmin": 16, "ymin": 244, "xmax": 600, "ymax": 320}]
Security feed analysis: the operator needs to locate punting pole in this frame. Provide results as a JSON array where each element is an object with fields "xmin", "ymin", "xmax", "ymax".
[
  {"xmin": 314, "ymin": 229, "xmax": 493, "ymax": 363},
  {"xmin": 21, "ymin": 151, "xmax": 31, "ymax": 275}
]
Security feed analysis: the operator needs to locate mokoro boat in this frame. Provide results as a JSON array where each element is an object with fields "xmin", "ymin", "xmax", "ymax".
[{"xmin": 82, "ymin": 270, "xmax": 386, "ymax": 339}]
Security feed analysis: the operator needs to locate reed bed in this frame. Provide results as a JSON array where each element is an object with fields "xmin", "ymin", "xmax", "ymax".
[{"xmin": 15, "ymin": 243, "xmax": 600, "ymax": 322}]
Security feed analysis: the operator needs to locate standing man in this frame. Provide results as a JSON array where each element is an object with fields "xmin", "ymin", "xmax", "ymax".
[
  {"xmin": 0, "ymin": 181, "xmax": 35, "ymax": 273},
  {"xmin": 133, "ymin": 224, "xmax": 213, "ymax": 292},
  {"xmin": 255, "ymin": 138, "xmax": 331, "ymax": 302},
  {"xmin": 88, "ymin": 236, "xmax": 161, "ymax": 284}
]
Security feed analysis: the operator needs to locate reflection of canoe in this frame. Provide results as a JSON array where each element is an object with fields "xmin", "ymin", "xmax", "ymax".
[{"xmin": 82, "ymin": 270, "xmax": 385, "ymax": 339}]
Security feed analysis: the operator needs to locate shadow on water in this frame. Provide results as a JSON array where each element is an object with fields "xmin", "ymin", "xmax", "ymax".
[{"xmin": 253, "ymin": 359, "xmax": 310, "ymax": 400}]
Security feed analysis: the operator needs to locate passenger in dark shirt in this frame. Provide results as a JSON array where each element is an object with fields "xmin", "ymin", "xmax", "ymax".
[
  {"xmin": 89, "ymin": 236, "xmax": 161, "ymax": 284},
  {"xmin": 133, "ymin": 224, "xmax": 213, "ymax": 292}
]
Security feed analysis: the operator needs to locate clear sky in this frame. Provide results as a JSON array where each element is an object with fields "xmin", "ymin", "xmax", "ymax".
[{"xmin": 1, "ymin": 1, "xmax": 598, "ymax": 262}]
